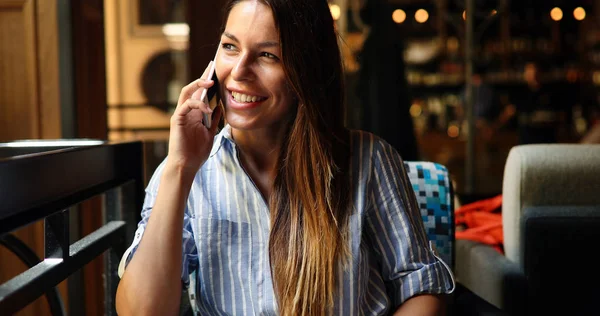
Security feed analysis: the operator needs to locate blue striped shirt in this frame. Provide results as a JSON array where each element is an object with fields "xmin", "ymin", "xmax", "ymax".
[{"xmin": 119, "ymin": 125, "xmax": 454, "ymax": 315}]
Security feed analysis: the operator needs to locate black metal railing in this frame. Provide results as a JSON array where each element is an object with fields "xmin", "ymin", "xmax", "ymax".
[{"xmin": 0, "ymin": 140, "xmax": 144, "ymax": 315}]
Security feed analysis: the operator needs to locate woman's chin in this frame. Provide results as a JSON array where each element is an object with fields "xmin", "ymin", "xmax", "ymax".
[{"xmin": 224, "ymin": 113, "xmax": 259, "ymax": 131}]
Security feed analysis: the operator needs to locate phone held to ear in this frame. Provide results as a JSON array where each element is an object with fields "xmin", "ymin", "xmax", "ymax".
[{"xmin": 200, "ymin": 45, "xmax": 221, "ymax": 129}]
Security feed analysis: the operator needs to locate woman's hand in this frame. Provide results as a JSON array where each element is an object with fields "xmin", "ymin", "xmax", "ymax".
[
  {"xmin": 167, "ymin": 62, "xmax": 223, "ymax": 174},
  {"xmin": 116, "ymin": 68, "xmax": 222, "ymax": 313}
]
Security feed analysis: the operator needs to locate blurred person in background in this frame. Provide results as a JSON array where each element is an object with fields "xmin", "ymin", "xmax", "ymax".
[
  {"xmin": 568, "ymin": 67, "xmax": 600, "ymax": 144},
  {"xmin": 580, "ymin": 123, "xmax": 600, "ymax": 144},
  {"xmin": 501, "ymin": 60, "xmax": 564, "ymax": 145},
  {"xmin": 356, "ymin": 0, "xmax": 420, "ymax": 161},
  {"xmin": 458, "ymin": 66, "xmax": 501, "ymax": 142}
]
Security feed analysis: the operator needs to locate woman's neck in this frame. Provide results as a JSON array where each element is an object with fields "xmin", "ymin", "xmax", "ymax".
[
  {"xmin": 231, "ymin": 125, "xmax": 287, "ymax": 175},
  {"xmin": 231, "ymin": 124, "xmax": 289, "ymax": 201}
]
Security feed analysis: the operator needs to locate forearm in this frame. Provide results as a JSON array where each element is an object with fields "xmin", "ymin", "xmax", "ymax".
[
  {"xmin": 116, "ymin": 164, "xmax": 195, "ymax": 316},
  {"xmin": 393, "ymin": 294, "xmax": 446, "ymax": 316}
]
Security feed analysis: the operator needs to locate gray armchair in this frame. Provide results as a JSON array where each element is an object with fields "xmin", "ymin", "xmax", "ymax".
[{"xmin": 455, "ymin": 144, "xmax": 600, "ymax": 315}]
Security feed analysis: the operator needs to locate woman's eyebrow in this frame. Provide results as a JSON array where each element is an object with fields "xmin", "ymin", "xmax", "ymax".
[
  {"xmin": 223, "ymin": 31, "xmax": 239, "ymax": 42},
  {"xmin": 222, "ymin": 31, "xmax": 279, "ymax": 48}
]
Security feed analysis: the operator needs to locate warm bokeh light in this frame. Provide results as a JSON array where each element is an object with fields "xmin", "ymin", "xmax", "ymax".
[
  {"xmin": 491, "ymin": 9, "xmax": 498, "ymax": 16},
  {"xmin": 462, "ymin": 10, "xmax": 466, "ymax": 20},
  {"xmin": 566, "ymin": 69, "xmax": 580, "ymax": 83},
  {"xmin": 329, "ymin": 4, "xmax": 341, "ymax": 21},
  {"xmin": 550, "ymin": 7, "xmax": 563, "ymax": 21},
  {"xmin": 392, "ymin": 9, "xmax": 406, "ymax": 24},
  {"xmin": 409, "ymin": 104, "xmax": 423, "ymax": 117},
  {"xmin": 447, "ymin": 125, "xmax": 460, "ymax": 138},
  {"xmin": 162, "ymin": 23, "xmax": 190, "ymax": 37},
  {"xmin": 574, "ymin": 7, "xmax": 586, "ymax": 21},
  {"xmin": 415, "ymin": 9, "xmax": 429, "ymax": 23},
  {"xmin": 447, "ymin": 37, "xmax": 459, "ymax": 51}
]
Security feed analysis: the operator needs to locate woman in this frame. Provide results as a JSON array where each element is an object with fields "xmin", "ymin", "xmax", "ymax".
[{"xmin": 115, "ymin": 0, "xmax": 454, "ymax": 315}]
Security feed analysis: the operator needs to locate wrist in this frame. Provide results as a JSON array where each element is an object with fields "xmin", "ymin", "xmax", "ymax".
[{"xmin": 163, "ymin": 160, "xmax": 198, "ymax": 185}]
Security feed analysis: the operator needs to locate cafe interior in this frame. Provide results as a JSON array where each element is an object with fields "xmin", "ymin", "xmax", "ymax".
[{"xmin": 1, "ymin": 0, "xmax": 599, "ymax": 315}]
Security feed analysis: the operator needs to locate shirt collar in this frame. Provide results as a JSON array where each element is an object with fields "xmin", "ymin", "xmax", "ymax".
[{"xmin": 209, "ymin": 124, "xmax": 234, "ymax": 157}]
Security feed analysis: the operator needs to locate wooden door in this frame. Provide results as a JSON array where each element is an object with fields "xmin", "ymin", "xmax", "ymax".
[
  {"xmin": 0, "ymin": 0, "xmax": 108, "ymax": 315},
  {"xmin": 0, "ymin": 0, "xmax": 64, "ymax": 315}
]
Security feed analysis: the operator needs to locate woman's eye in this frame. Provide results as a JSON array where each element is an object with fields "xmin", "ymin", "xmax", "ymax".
[
  {"xmin": 262, "ymin": 52, "xmax": 279, "ymax": 60},
  {"xmin": 222, "ymin": 43, "xmax": 235, "ymax": 50}
]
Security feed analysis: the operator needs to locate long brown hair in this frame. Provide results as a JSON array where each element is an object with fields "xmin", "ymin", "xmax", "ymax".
[{"xmin": 221, "ymin": 1, "xmax": 352, "ymax": 314}]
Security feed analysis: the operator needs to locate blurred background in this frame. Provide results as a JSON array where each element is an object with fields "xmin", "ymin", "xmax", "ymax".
[
  {"xmin": 101, "ymin": 0, "xmax": 600, "ymax": 200},
  {"xmin": 1, "ymin": 0, "xmax": 600, "ymax": 314}
]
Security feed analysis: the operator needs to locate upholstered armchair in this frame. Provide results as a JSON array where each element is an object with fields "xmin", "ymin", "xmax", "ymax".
[{"xmin": 455, "ymin": 144, "xmax": 600, "ymax": 316}]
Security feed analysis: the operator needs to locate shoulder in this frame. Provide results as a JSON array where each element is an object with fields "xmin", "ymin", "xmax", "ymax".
[
  {"xmin": 349, "ymin": 129, "xmax": 402, "ymax": 163},
  {"xmin": 349, "ymin": 130, "xmax": 406, "ymax": 189}
]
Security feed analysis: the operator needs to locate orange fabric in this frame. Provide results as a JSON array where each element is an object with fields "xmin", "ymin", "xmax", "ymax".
[{"xmin": 455, "ymin": 194, "xmax": 504, "ymax": 253}]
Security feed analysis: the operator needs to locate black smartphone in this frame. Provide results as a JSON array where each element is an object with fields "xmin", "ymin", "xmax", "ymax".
[{"xmin": 201, "ymin": 45, "xmax": 221, "ymax": 128}]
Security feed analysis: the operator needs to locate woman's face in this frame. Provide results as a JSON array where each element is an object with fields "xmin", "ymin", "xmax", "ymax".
[{"xmin": 216, "ymin": 0, "xmax": 296, "ymax": 132}]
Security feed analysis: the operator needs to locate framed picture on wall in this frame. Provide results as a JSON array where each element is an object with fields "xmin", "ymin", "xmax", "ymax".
[{"xmin": 130, "ymin": 0, "xmax": 186, "ymax": 36}]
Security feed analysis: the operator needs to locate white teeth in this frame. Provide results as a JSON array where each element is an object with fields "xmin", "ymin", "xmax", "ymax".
[{"xmin": 232, "ymin": 91, "xmax": 264, "ymax": 103}]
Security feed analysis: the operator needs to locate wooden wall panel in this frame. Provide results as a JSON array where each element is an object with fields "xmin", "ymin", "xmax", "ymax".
[
  {"xmin": 0, "ymin": 0, "xmax": 67, "ymax": 315},
  {"xmin": 108, "ymin": 106, "xmax": 170, "ymax": 129},
  {"xmin": 0, "ymin": 3, "xmax": 44, "ymax": 315},
  {"xmin": 0, "ymin": 0, "xmax": 40, "ymax": 141},
  {"xmin": 36, "ymin": 0, "xmax": 61, "ymax": 139}
]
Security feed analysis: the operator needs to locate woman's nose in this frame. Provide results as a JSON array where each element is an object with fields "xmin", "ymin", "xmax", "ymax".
[{"xmin": 231, "ymin": 54, "xmax": 253, "ymax": 81}]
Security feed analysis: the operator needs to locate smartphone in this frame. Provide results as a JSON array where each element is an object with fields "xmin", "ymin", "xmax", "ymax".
[{"xmin": 200, "ymin": 44, "xmax": 221, "ymax": 129}]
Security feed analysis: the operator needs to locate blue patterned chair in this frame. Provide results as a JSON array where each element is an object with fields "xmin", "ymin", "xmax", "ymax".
[
  {"xmin": 404, "ymin": 161, "xmax": 454, "ymax": 269},
  {"xmin": 405, "ymin": 162, "xmax": 511, "ymax": 316}
]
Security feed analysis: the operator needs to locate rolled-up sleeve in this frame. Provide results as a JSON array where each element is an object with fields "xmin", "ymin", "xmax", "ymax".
[
  {"xmin": 364, "ymin": 139, "xmax": 454, "ymax": 307},
  {"xmin": 117, "ymin": 159, "xmax": 198, "ymax": 287}
]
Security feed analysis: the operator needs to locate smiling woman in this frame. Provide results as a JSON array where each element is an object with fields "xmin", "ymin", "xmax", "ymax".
[
  {"xmin": 115, "ymin": 1, "xmax": 455, "ymax": 315},
  {"xmin": 216, "ymin": 2, "xmax": 296, "ymax": 134}
]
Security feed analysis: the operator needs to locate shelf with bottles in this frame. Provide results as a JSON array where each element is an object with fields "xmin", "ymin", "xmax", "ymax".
[
  {"xmin": 438, "ymin": 36, "xmax": 556, "ymax": 61},
  {"xmin": 405, "ymin": 64, "xmax": 595, "ymax": 89},
  {"xmin": 408, "ymin": 81, "xmax": 599, "ymax": 145},
  {"xmin": 406, "ymin": 70, "xmax": 529, "ymax": 87},
  {"xmin": 407, "ymin": 92, "xmax": 463, "ymax": 137},
  {"xmin": 583, "ymin": 28, "xmax": 600, "ymax": 86}
]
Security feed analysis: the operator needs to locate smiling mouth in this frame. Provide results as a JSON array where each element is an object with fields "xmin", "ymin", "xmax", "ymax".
[{"xmin": 231, "ymin": 91, "xmax": 267, "ymax": 103}]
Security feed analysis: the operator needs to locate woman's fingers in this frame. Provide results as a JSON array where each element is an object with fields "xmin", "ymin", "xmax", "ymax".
[
  {"xmin": 174, "ymin": 98, "xmax": 213, "ymax": 118},
  {"xmin": 178, "ymin": 78, "xmax": 214, "ymax": 108},
  {"xmin": 174, "ymin": 82, "xmax": 215, "ymax": 118},
  {"xmin": 190, "ymin": 87, "xmax": 215, "ymax": 114},
  {"xmin": 177, "ymin": 61, "xmax": 215, "ymax": 106}
]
